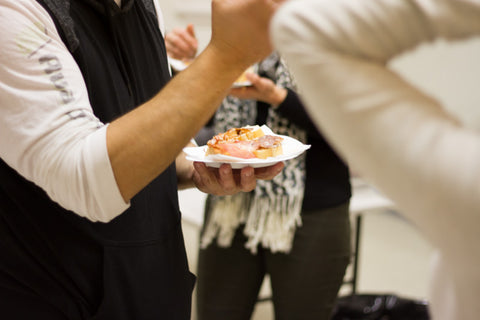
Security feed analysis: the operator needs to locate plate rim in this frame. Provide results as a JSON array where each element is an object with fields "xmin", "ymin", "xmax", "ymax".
[{"xmin": 183, "ymin": 133, "xmax": 310, "ymax": 168}]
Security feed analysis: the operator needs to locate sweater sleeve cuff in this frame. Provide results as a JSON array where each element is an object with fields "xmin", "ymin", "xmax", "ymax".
[
  {"xmin": 83, "ymin": 125, "xmax": 130, "ymax": 222},
  {"xmin": 275, "ymin": 88, "xmax": 297, "ymax": 111}
]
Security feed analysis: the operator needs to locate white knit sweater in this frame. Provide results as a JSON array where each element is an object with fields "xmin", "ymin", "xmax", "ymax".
[{"xmin": 271, "ymin": 0, "xmax": 480, "ymax": 319}]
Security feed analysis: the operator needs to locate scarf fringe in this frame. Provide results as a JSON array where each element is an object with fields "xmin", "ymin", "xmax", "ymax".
[
  {"xmin": 245, "ymin": 196, "xmax": 303, "ymax": 253},
  {"xmin": 200, "ymin": 193, "xmax": 248, "ymax": 249},
  {"xmin": 200, "ymin": 192, "xmax": 304, "ymax": 254}
]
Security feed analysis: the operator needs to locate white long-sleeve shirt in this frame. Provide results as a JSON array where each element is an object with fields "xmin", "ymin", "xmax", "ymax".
[
  {"xmin": 271, "ymin": 0, "xmax": 480, "ymax": 319},
  {"xmin": 0, "ymin": 0, "xmax": 165, "ymax": 222}
]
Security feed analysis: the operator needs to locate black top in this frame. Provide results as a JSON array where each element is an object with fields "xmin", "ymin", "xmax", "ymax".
[
  {"xmin": 257, "ymin": 89, "xmax": 351, "ymax": 211},
  {"xmin": 0, "ymin": 1, "xmax": 194, "ymax": 319}
]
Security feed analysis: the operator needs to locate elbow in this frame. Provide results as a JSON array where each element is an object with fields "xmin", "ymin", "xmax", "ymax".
[{"xmin": 48, "ymin": 184, "xmax": 130, "ymax": 223}]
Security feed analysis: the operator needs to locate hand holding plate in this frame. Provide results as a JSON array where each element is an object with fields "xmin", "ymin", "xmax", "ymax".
[{"xmin": 192, "ymin": 162, "xmax": 285, "ymax": 196}]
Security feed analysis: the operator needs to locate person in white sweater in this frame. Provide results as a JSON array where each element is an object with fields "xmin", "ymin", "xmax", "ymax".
[{"xmin": 270, "ymin": 0, "xmax": 480, "ymax": 319}]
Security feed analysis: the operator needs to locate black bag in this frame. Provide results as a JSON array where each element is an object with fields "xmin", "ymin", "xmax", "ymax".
[{"xmin": 331, "ymin": 294, "xmax": 431, "ymax": 320}]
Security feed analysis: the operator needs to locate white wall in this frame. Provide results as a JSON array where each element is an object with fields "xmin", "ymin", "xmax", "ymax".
[{"xmin": 158, "ymin": 0, "xmax": 212, "ymax": 52}]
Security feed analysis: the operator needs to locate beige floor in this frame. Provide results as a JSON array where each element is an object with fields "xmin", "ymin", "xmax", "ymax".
[{"xmin": 179, "ymin": 180, "xmax": 435, "ymax": 320}]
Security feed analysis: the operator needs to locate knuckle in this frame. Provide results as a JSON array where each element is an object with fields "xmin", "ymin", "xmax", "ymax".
[{"xmin": 223, "ymin": 184, "xmax": 236, "ymax": 194}]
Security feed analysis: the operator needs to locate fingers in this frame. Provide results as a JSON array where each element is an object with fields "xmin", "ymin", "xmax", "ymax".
[
  {"xmin": 217, "ymin": 164, "xmax": 239, "ymax": 194},
  {"xmin": 245, "ymin": 72, "xmax": 260, "ymax": 84},
  {"xmin": 186, "ymin": 23, "xmax": 196, "ymax": 38},
  {"xmin": 216, "ymin": 164, "xmax": 256, "ymax": 193},
  {"xmin": 192, "ymin": 162, "xmax": 215, "ymax": 193},
  {"xmin": 230, "ymin": 73, "xmax": 282, "ymax": 105},
  {"xmin": 165, "ymin": 27, "xmax": 198, "ymax": 60},
  {"xmin": 192, "ymin": 161, "xmax": 285, "ymax": 196},
  {"xmin": 245, "ymin": 73, "xmax": 287, "ymax": 105},
  {"xmin": 165, "ymin": 33, "xmax": 187, "ymax": 60},
  {"xmin": 228, "ymin": 86, "xmax": 257, "ymax": 99},
  {"xmin": 192, "ymin": 162, "xmax": 245, "ymax": 195},
  {"xmin": 240, "ymin": 166, "xmax": 256, "ymax": 192},
  {"xmin": 254, "ymin": 162, "xmax": 285, "ymax": 180},
  {"xmin": 246, "ymin": 73, "xmax": 274, "ymax": 92},
  {"xmin": 177, "ymin": 28, "xmax": 198, "ymax": 58},
  {"xmin": 228, "ymin": 73, "xmax": 263, "ymax": 99}
]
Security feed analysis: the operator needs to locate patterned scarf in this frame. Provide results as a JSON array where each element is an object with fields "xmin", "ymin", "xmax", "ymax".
[{"xmin": 200, "ymin": 52, "xmax": 307, "ymax": 254}]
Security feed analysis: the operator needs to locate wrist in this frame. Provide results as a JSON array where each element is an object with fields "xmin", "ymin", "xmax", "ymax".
[
  {"xmin": 201, "ymin": 44, "xmax": 252, "ymax": 87},
  {"xmin": 270, "ymin": 87, "xmax": 288, "ymax": 108},
  {"xmin": 205, "ymin": 42, "xmax": 251, "ymax": 74}
]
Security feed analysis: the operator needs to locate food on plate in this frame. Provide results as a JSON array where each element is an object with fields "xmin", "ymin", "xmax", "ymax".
[{"xmin": 206, "ymin": 126, "xmax": 284, "ymax": 159}]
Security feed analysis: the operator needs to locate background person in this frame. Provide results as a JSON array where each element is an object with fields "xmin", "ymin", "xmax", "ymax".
[{"xmin": 166, "ymin": 26, "xmax": 352, "ymax": 320}]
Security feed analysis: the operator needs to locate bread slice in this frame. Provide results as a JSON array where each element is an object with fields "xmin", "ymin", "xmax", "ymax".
[
  {"xmin": 236, "ymin": 126, "xmax": 264, "ymax": 141},
  {"xmin": 205, "ymin": 145, "xmax": 221, "ymax": 156},
  {"xmin": 253, "ymin": 144, "xmax": 283, "ymax": 159},
  {"xmin": 205, "ymin": 126, "xmax": 283, "ymax": 159}
]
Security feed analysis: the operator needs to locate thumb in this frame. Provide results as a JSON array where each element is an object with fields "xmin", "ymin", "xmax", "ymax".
[
  {"xmin": 245, "ymin": 72, "xmax": 260, "ymax": 84},
  {"xmin": 246, "ymin": 72, "xmax": 270, "ymax": 90},
  {"xmin": 186, "ymin": 24, "xmax": 196, "ymax": 39}
]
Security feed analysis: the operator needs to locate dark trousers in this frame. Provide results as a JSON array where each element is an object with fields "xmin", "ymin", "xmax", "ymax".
[{"xmin": 196, "ymin": 202, "xmax": 351, "ymax": 320}]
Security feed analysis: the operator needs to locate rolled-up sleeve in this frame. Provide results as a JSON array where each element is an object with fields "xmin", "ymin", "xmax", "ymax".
[{"xmin": 0, "ymin": 1, "xmax": 129, "ymax": 222}]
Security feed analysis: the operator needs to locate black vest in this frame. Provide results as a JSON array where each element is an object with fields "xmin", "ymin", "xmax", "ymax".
[{"xmin": 0, "ymin": 1, "xmax": 195, "ymax": 319}]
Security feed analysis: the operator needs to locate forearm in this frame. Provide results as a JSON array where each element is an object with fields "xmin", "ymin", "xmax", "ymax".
[{"xmin": 107, "ymin": 46, "xmax": 247, "ymax": 201}]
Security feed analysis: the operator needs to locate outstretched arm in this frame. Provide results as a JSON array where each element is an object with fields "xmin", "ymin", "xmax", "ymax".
[
  {"xmin": 0, "ymin": 0, "xmax": 283, "ymax": 222},
  {"xmin": 272, "ymin": 0, "xmax": 480, "ymax": 251}
]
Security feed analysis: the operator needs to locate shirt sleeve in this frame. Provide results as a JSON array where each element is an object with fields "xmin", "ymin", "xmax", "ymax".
[
  {"xmin": 275, "ymin": 89, "xmax": 322, "ymax": 138},
  {"xmin": 0, "ymin": 1, "xmax": 129, "ymax": 222},
  {"xmin": 271, "ymin": 0, "xmax": 480, "ymax": 255}
]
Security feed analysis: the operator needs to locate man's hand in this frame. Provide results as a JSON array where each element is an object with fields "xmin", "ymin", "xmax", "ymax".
[
  {"xmin": 209, "ymin": 0, "xmax": 285, "ymax": 69},
  {"xmin": 192, "ymin": 162, "xmax": 285, "ymax": 195},
  {"xmin": 165, "ymin": 24, "xmax": 198, "ymax": 61}
]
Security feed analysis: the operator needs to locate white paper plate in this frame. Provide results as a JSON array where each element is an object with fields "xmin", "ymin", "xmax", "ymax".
[
  {"xmin": 168, "ymin": 57, "xmax": 190, "ymax": 71},
  {"xmin": 183, "ymin": 126, "xmax": 311, "ymax": 169},
  {"xmin": 231, "ymin": 81, "xmax": 252, "ymax": 88},
  {"xmin": 232, "ymin": 65, "xmax": 256, "ymax": 88}
]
